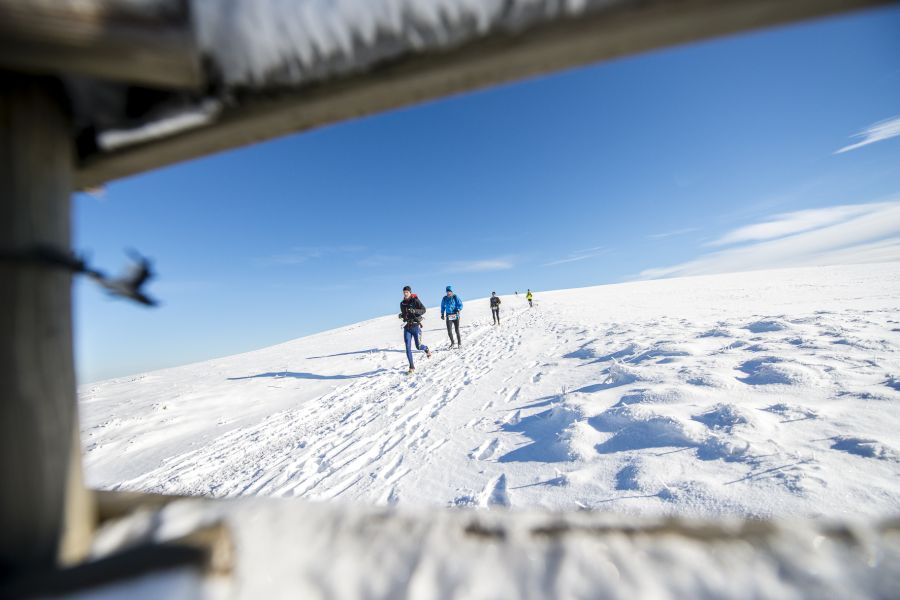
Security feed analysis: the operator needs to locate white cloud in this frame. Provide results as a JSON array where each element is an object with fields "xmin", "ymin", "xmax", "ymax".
[
  {"xmin": 709, "ymin": 204, "xmax": 884, "ymax": 246},
  {"xmin": 835, "ymin": 115, "xmax": 900, "ymax": 154},
  {"xmin": 543, "ymin": 247, "xmax": 609, "ymax": 267},
  {"xmin": 446, "ymin": 259, "xmax": 514, "ymax": 273},
  {"xmin": 638, "ymin": 200, "xmax": 900, "ymax": 279},
  {"xmin": 647, "ymin": 228, "xmax": 697, "ymax": 240}
]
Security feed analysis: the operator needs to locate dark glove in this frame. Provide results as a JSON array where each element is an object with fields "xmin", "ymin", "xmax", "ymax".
[
  {"xmin": 398, "ymin": 313, "xmax": 404, "ymax": 319},
  {"xmin": 440, "ymin": 315, "xmax": 444, "ymax": 320}
]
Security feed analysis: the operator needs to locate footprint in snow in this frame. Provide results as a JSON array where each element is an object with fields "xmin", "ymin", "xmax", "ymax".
[
  {"xmin": 499, "ymin": 410, "xmax": 521, "ymax": 426},
  {"xmin": 381, "ymin": 486, "xmax": 400, "ymax": 506},
  {"xmin": 470, "ymin": 438, "xmax": 501, "ymax": 460},
  {"xmin": 532, "ymin": 372, "xmax": 543, "ymax": 383}
]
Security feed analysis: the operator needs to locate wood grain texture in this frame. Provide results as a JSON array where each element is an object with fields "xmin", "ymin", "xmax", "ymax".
[
  {"xmin": 0, "ymin": 75, "xmax": 92, "ymax": 574},
  {"xmin": 0, "ymin": 0, "xmax": 199, "ymax": 89}
]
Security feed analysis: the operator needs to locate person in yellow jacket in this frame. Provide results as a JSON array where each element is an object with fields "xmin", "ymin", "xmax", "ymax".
[{"xmin": 526, "ymin": 289, "xmax": 533, "ymax": 308}]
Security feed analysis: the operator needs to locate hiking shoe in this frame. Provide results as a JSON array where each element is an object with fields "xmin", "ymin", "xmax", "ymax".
[
  {"xmin": 426, "ymin": 349, "xmax": 432, "ymax": 359},
  {"xmin": 407, "ymin": 367, "xmax": 415, "ymax": 374}
]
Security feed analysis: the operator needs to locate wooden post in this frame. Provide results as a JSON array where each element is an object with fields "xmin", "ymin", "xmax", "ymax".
[{"xmin": 0, "ymin": 74, "xmax": 94, "ymax": 575}]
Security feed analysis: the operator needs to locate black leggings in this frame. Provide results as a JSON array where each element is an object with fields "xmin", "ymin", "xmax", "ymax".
[
  {"xmin": 446, "ymin": 315, "xmax": 461, "ymax": 344},
  {"xmin": 492, "ymin": 307, "xmax": 500, "ymax": 324}
]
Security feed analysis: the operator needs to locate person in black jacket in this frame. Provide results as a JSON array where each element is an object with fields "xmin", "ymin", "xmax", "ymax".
[
  {"xmin": 399, "ymin": 285, "xmax": 431, "ymax": 373},
  {"xmin": 490, "ymin": 292, "xmax": 501, "ymax": 325}
]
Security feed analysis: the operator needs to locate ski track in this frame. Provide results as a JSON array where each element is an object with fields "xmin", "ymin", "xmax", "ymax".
[
  {"xmin": 83, "ymin": 265, "xmax": 900, "ymax": 518},
  {"xmin": 112, "ymin": 306, "xmax": 540, "ymax": 503}
]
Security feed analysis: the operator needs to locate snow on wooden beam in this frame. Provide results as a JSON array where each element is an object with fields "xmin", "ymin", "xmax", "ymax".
[
  {"xmin": 0, "ymin": 0, "xmax": 200, "ymax": 89},
  {"xmin": 89, "ymin": 496, "xmax": 900, "ymax": 598},
  {"xmin": 75, "ymin": 0, "xmax": 893, "ymax": 187}
]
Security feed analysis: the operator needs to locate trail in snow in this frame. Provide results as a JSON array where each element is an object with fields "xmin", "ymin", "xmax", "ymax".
[{"xmin": 80, "ymin": 263, "xmax": 900, "ymax": 518}]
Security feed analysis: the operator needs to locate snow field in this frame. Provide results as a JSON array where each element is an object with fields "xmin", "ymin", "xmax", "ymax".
[{"xmin": 80, "ymin": 262, "xmax": 900, "ymax": 519}]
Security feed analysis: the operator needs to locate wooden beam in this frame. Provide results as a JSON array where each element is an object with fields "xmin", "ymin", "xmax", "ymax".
[
  {"xmin": 75, "ymin": 0, "xmax": 894, "ymax": 187},
  {"xmin": 0, "ymin": 0, "xmax": 200, "ymax": 89},
  {"xmin": 0, "ymin": 75, "xmax": 93, "ymax": 575},
  {"xmin": 95, "ymin": 489, "xmax": 188, "ymax": 523}
]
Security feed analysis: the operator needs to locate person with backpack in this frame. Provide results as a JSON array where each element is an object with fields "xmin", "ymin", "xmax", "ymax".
[
  {"xmin": 490, "ymin": 292, "xmax": 501, "ymax": 325},
  {"xmin": 440, "ymin": 285, "xmax": 463, "ymax": 348},
  {"xmin": 399, "ymin": 285, "xmax": 431, "ymax": 373},
  {"xmin": 526, "ymin": 289, "xmax": 533, "ymax": 308}
]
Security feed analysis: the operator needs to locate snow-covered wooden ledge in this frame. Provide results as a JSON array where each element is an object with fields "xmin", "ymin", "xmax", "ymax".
[
  {"xmin": 83, "ymin": 496, "xmax": 900, "ymax": 598},
  {"xmin": 58, "ymin": 0, "xmax": 894, "ymax": 188}
]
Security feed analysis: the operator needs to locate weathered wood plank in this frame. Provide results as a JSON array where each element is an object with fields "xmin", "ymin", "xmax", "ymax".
[
  {"xmin": 0, "ymin": 75, "xmax": 93, "ymax": 574},
  {"xmin": 0, "ymin": 0, "xmax": 200, "ymax": 89}
]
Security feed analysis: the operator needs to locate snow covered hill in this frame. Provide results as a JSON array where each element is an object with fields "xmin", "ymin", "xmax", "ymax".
[{"xmin": 80, "ymin": 262, "xmax": 900, "ymax": 519}]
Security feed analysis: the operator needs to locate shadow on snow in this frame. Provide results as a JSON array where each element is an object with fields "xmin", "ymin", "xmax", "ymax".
[{"xmin": 228, "ymin": 369, "xmax": 387, "ymax": 381}]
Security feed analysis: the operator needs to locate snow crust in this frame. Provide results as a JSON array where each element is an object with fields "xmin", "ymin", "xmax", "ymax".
[{"xmin": 193, "ymin": 0, "xmax": 618, "ymax": 88}]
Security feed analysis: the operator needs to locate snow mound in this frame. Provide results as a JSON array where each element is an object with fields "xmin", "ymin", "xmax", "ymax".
[
  {"xmin": 696, "ymin": 436, "xmax": 751, "ymax": 462},
  {"xmin": 698, "ymin": 327, "xmax": 732, "ymax": 338},
  {"xmin": 682, "ymin": 371, "xmax": 732, "ymax": 388},
  {"xmin": 737, "ymin": 357, "xmax": 818, "ymax": 386},
  {"xmin": 745, "ymin": 319, "xmax": 790, "ymax": 333},
  {"xmin": 604, "ymin": 361, "xmax": 641, "ymax": 385},
  {"xmin": 594, "ymin": 413, "xmax": 706, "ymax": 454},
  {"xmin": 692, "ymin": 403, "xmax": 750, "ymax": 432},
  {"xmin": 615, "ymin": 387, "xmax": 689, "ymax": 407},
  {"xmin": 631, "ymin": 342, "xmax": 693, "ymax": 364},
  {"xmin": 479, "ymin": 474, "xmax": 510, "ymax": 508}
]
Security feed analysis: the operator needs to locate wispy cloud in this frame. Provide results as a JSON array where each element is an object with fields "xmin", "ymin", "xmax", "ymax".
[
  {"xmin": 835, "ymin": 115, "xmax": 900, "ymax": 154},
  {"xmin": 707, "ymin": 204, "xmax": 880, "ymax": 247},
  {"xmin": 261, "ymin": 245, "xmax": 364, "ymax": 266},
  {"xmin": 647, "ymin": 228, "xmax": 697, "ymax": 240},
  {"xmin": 445, "ymin": 258, "xmax": 514, "ymax": 273},
  {"xmin": 638, "ymin": 200, "xmax": 900, "ymax": 279},
  {"xmin": 543, "ymin": 247, "xmax": 609, "ymax": 267}
]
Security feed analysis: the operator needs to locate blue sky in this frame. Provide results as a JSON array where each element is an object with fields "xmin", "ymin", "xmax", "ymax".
[{"xmin": 74, "ymin": 6, "xmax": 900, "ymax": 383}]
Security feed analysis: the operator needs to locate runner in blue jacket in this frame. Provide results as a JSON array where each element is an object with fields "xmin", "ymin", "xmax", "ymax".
[{"xmin": 440, "ymin": 285, "xmax": 463, "ymax": 348}]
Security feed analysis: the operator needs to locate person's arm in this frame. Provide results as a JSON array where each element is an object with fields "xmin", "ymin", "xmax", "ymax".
[
  {"xmin": 409, "ymin": 297, "xmax": 426, "ymax": 316},
  {"xmin": 440, "ymin": 297, "xmax": 445, "ymax": 318},
  {"xmin": 457, "ymin": 297, "xmax": 463, "ymax": 312}
]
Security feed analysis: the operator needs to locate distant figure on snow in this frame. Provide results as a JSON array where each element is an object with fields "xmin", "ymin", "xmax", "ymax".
[
  {"xmin": 441, "ymin": 285, "xmax": 464, "ymax": 348},
  {"xmin": 490, "ymin": 292, "xmax": 501, "ymax": 325},
  {"xmin": 526, "ymin": 289, "xmax": 533, "ymax": 308},
  {"xmin": 399, "ymin": 285, "xmax": 431, "ymax": 374}
]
